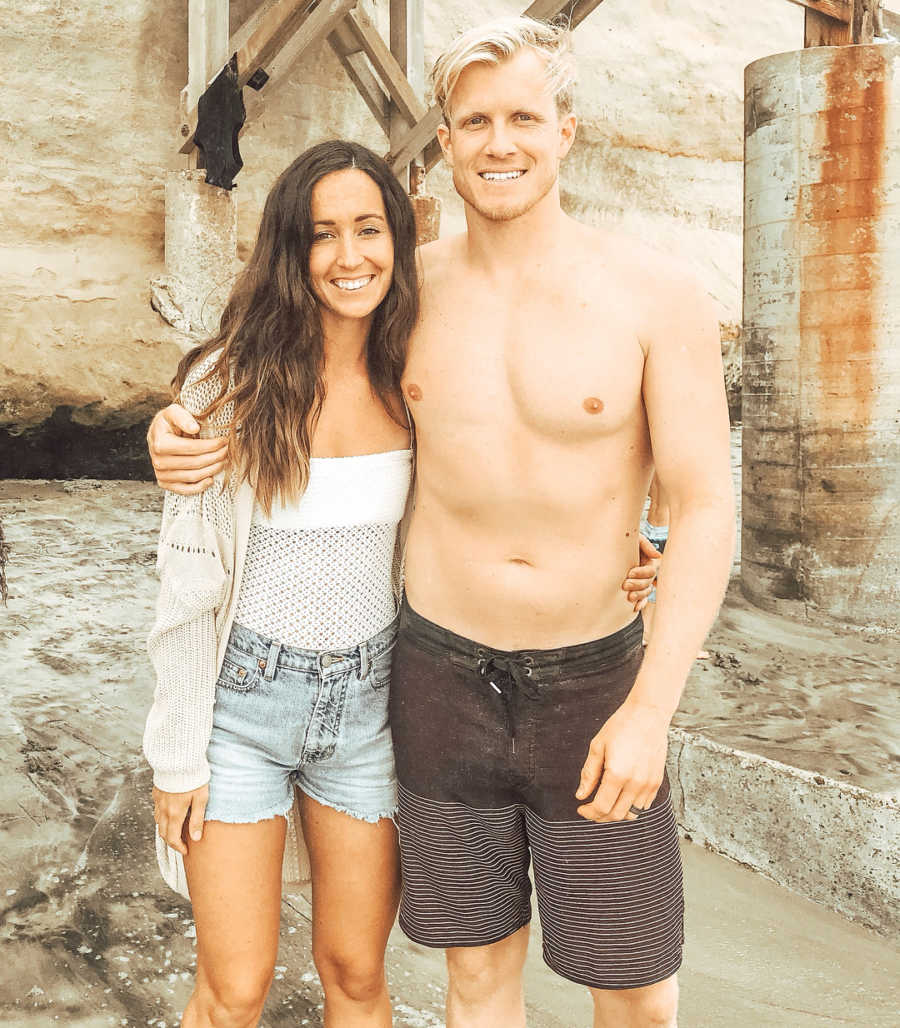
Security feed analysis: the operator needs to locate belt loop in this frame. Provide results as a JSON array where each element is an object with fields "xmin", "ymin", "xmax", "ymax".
[
  {"xmin": 264, "ymin": 641, "xmax": 280, "ymax": 681},
  {"xmin": 359, "ymin": 639, "xmax": 370, "ymax": 680}
]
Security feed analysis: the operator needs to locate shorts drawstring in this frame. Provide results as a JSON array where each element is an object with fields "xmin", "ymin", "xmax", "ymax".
[{"xmin": 477, "ymin": 652, "xmax": 537, "ymax": 755}]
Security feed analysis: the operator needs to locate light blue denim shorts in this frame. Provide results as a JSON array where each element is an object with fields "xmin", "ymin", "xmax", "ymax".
[{"xmin": 204, "ymin": 618, "xmax": 398, "ymax": 825}]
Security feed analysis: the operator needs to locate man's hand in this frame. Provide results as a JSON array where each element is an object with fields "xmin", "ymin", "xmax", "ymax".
[
  {"xmin": 148, "ymin": 403, "xmax": 228, "ymax": 495},
  {"xmin": 575, "ymin": 700, "xmax": 669, "ymax": 822},
  {"xmin": 622, "ymin": 534, "xmax": 661, "ymax": 611},
  {"xmin": 152, "ymin": 784, "xmax": 209, "ymax": 854}
]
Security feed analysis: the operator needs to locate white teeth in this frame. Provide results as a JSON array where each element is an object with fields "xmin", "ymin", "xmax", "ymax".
[
  {"xmin": 481, "ymin": 171, "xmax": 524, "ymax": 181},
  {"xmin": 333, "ymin": 276, "xmax": 374, "ymax": 291}
]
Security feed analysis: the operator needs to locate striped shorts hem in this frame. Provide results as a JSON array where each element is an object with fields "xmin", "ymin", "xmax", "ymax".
[{"xmin": 397, "ymin": 784, "xmax": 684, "ymax": 990}]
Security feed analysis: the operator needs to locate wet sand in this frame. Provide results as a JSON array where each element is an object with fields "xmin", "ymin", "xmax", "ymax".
[{"xmin": 1, "ymin": 472, "xmax": 898, "ymax": 1025}]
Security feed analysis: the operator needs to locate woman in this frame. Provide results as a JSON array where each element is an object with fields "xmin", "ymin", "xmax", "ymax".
[
  {"xmin": 144, "ymin": 140, "xmax": 656, "ymax": 1027},
  {"xmin": 144, "ymin": 141, "xmax": 417, "ymax": 1028}
]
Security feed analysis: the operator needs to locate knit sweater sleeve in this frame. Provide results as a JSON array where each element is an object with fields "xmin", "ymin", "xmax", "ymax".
[{"xmin": 143, "ymin": 356, "xmax": 236, "ymax": 793}]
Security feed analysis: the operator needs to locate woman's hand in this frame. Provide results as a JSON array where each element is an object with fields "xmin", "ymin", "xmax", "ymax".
[
  {"xmin": 622, "ymin": 534, "xmax": 662, "ymax": 611},
  {"xmin": 152, "ymin": 784, "xmax": 209, "ymax": 855}
]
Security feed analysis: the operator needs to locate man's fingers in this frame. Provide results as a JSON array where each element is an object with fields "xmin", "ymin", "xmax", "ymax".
[
  {"xmin": 160, "ymin": 403, "xmax": 201, "ymax": 437},
  {"xmin": 638, "ymin": 534, "xmax": 663, "ymax": 560},
  {"xmin": 576, "ymin": 739, "xmax": 606, "ymax": 800},
  {"xmin": 156, "ymin": 462, "xmax": 226, "ymax": 485},
  {"xmin": 154, "ymin": 445, "xmax": 228, "ymax": 471},
  {"xmin": 609, "ymin": 786, "xmax": 642, "ymax": 823},
  {"xmin": 577, "ymin": 779, "xmax": 624, "ymax": 822},
  {"xmin": 157, "ymin": 478, "xmax": 215, "ymax": 497},
  {"xmin": 624, "ymin": 564, "xmax": 657, "ymax": 585}
]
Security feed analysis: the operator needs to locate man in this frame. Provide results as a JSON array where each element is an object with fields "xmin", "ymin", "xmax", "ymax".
[{"xmin": 150, "ymin": 17, "xmax": 734, "ymax": 1027}]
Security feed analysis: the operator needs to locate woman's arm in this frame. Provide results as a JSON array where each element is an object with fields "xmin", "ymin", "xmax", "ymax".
[{"xmin": 143, "ymin": 356, "xmax": 236, "ymax": 853}]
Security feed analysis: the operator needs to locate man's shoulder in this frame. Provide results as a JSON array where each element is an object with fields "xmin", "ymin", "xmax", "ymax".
[
  {"xmin": 418, "ymin": 233, "xmax": 466, "ymax": 277},
  {"xmin": 576, "ymin": 222, "xmax": 692, "ymax": 289}
]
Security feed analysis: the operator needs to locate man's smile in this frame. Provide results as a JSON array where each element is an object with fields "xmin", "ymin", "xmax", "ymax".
[{"xmin": 479, "ymin": 170, "xmax": 526, "ymax": 181}]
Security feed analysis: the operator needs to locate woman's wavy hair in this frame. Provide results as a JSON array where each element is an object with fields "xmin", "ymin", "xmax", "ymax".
[{"xmin": 173, "ymin": 140, "xmax": 419, "ymax": 514}]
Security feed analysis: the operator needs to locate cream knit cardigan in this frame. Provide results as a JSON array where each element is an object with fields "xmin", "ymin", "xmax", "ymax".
[{"xmin": 144, "ymin": 352, "xmax": 410, "ymax": 899}]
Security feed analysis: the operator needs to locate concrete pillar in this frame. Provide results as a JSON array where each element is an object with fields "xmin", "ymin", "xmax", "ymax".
[
  {"xmin": 150, "ymin": 170, "xmax": 238, "ymax": 339},
  {"xmin": 742, "ymin": 44, "xmax": 900, "ymax": 631}
]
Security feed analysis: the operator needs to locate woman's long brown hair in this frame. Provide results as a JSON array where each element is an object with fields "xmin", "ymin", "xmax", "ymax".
[{"xmin": 172, "ymin": 141, "xmax": 419, "ymax": 514}]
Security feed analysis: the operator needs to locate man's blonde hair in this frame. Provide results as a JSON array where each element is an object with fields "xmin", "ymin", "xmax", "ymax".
[{"xmin": 430, "ymin": 16, "xmax": 576, "ymax": 120}]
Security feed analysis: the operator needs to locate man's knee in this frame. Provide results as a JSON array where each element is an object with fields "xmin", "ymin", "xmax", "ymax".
[
  {"xmin": 591, "ymin": 975, "xmax": 679, "ymax": 1028},
  {"xmin": 313, "ymin": 945, "xmax": 386, "ymax": 1004},
  {"xmin": 445, "ymin": 929, "xmax": 528, "ymax": 1003}
]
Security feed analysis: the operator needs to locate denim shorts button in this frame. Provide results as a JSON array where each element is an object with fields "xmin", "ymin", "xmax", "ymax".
[{"xmin": 321, "ymin": 654, "xmax": 333, "ymax": 668}]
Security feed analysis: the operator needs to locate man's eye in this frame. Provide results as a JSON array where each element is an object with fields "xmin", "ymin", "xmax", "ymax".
[
  {"xmin": 516, "ymin": 113, "xmax": 534, "ymax": 122},
  {"xmin": 466, "ymin": 116, "xmax": 485, "ymax": 127}
]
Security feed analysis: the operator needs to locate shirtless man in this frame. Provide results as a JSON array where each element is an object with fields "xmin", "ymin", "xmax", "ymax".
[{"xmin": 149, "ymin": 17, "xmax": 734, "ymax": 1028}]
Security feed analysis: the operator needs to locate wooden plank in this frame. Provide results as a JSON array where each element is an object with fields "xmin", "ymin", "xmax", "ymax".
[
  {"xmin": 805, "ymin": 8, "xmax": 853, "ymax": 43},
  {"xmin": 186, "ymin": 0, "xmax": 229, "ymax": 111},
  {"xmin": 179, "ymin": 0, "xmax": 360, "ymax": 153},
  {"xmin": 328, "ymin": 26, "xmax": 391, "ymax": 135},
  {"xmin": 388, "ymin": 0, "xmax": 426, "ymax": 186},
  {"xmin": 347, "ymin": 6, "xmax": 425, "ymax": 127},
  {"xmin": 787, "ymin": 0, "xmax": 853, "ymax": 21},
  {"xmin": 523, "ymin": 0, "xmax": 607, "ymax": 29},
  {"xmin": 387, "ymin": 104, "xmax": 443, "ymax": 173},
  {"xmin": 234, "ymin": 0, "xmax": 359, "ymax": 89}
]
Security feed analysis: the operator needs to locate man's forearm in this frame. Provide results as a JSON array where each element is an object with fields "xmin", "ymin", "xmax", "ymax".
[{"xmin": 628, "ymin": 494, "xmax": 735, "ymax": 719}]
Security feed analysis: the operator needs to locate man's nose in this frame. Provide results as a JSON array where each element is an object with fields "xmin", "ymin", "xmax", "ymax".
[{"xmin": 484, "ymin": 123, "xmax": 516, "ymax": 157}]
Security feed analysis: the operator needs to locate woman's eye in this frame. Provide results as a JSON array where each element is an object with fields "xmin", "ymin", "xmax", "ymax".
[
  {"xmin": 360, "ymin": 226, "xmax": 380, "ymax": 236},
  {"xmin": 312, "ymin": 232, "xmax": 333, "ymax": 242}
]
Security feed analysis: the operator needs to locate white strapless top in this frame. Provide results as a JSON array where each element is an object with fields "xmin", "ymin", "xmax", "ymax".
[{"xmin": 233, "ymin": 449, "xmax": 413, "ymax": 650}]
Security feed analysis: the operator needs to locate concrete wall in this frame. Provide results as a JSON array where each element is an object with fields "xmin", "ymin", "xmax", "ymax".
[{"xmin": 0, "ymin": 0, "xmax": 803, "ymax": 460}]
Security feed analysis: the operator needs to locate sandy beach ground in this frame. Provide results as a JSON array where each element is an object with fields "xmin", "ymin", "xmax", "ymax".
[{"xmin": 1, "ymin": 432, "xmax": 898, "ymax": 1025}]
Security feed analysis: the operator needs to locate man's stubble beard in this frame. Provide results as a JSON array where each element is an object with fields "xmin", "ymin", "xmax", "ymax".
[{"xmin": 452, "ymin": 164, "xmax": 559, "ymax": 224}]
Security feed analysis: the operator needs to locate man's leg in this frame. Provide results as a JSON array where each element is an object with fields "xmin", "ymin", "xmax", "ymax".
[
  {"xmin": 445, "ymin": 925, "xmax": 530, "ymax": 1028},
  {"xmin": 590, "ymin": 975, "xmax": 679, "ymax": 1028}
]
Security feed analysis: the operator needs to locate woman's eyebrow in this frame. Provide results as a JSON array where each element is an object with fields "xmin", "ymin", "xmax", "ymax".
[{"xmin": 313, "ymin": 213, "xmax": 387, "ymax": 226}]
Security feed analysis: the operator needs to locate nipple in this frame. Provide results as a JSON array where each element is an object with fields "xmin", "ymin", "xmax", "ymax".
[
  {"xmin": 583, "ymin": 397, "xmax": 604, "ymax": 414},
  {"xmin": 407, "ymin": 383, "xmax": 423, "ymax": 401}
]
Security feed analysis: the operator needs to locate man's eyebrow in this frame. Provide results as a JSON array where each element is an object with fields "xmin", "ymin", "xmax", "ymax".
[
  {"xmin": 313, "ymin": 213, "xmax": 387, "ymax": 226},
  {"xmin": 454, "ymin": 109, "xmax": 486, "ymax": 125}
]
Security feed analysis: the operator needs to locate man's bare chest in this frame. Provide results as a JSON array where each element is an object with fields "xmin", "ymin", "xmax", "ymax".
[{"xmin": 404, "ymin": 289, "xmax": 646, "ymax": 442}]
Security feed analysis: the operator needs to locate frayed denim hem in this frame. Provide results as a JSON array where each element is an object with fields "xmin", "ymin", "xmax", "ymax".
[
  {"xmin": 204, "ymin": 796, "xmax": 294, "ymax": 825},
  {"xmin": 299, "ymin": 784, "xmax": 398, "ymax": 825}
]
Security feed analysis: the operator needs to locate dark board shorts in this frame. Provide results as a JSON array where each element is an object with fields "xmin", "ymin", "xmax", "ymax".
[{"xmin": 389, "ymin": 598, "xmax": 684, "ymax": 991}]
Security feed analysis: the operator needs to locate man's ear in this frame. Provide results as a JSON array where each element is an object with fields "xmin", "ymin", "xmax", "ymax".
[
  {"xmin": 437, "ymin": 122, "xmax": 453, "ymax": 167},
  {"xmin": 558, "ymin": 112, "xmax": 577, "ymax": 159}
]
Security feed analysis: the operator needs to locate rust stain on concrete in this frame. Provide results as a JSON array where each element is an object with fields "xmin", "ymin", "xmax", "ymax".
[{"xmin": 799, "ymin": 48, "xmax": 886, "ymax": 570}]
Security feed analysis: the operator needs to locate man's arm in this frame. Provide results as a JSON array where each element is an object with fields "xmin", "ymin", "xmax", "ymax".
[
  {"xmin": 148, "ymin": 404, "xmax": 228, "ymax": 494},
  {"xmin": 577, "ymin": 267, "xmax": 734, "ymax": 822}
]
